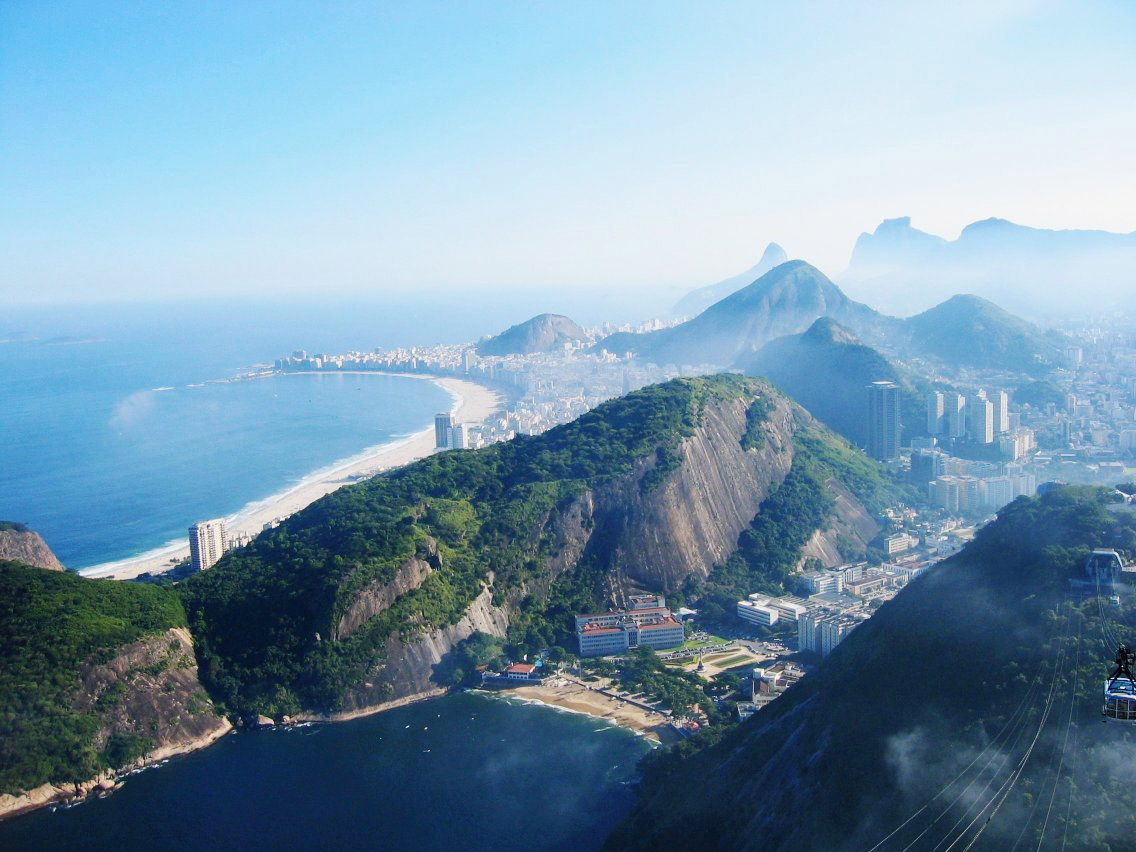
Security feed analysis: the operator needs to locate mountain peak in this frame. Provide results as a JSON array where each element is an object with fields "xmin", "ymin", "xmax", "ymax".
[
  {"xmin": 801, "ymin": 316, "xmax": 859, "ymax": 345},
  {"xmin": 476, "ymin": 313, "xmax": 584, "ymax": 356},
  {"xmin": 672, "ymin": 241, "xmax": 790, "ymax": 318}
]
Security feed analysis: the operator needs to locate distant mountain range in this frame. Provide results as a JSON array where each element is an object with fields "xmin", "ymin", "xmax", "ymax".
[
  {"xmin": 476, "ymin": 313, "xmax": 585, "ymax": 356},
  {"xmin": 603, "ymin": 260, "xmax": 882, "ymax": 367},
  {"xmin": 603, "ymin": 260, "xmax": 1065, "ymax": 376},
  {"xmin": 844, "ymin": 216, "xmax": 1136, "ymax": 314},
  {"xmin": 610, "ymin": 486, "xmax": 1136, "ymax": 849},
  {"xmin": 672, "ymin": 242, "xmax": 788, "ymax": 318},
  {"xmin": 736, "ymin": 318, "xmax": 931, "ymax": 446}
]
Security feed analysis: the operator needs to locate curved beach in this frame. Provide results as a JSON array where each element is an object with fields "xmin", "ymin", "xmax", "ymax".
[{"xmin": 81, "ymin": 375, "xmax": 502, "ymax": 581}]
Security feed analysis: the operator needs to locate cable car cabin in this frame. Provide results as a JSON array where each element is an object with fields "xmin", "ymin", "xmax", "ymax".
[
  {"xmin": 1103, "ymin": 677, "xmax": 1136, "ymax": 721},
  {"xmin": 1104, "ymin": 645, "xmax": 1136, "ymax": 722}
]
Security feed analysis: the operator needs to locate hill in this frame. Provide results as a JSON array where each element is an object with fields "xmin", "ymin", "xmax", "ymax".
[
  {"xmin": 0, "ymin": 561, "xmax": 228, "ymax": 816},
  {"xmin": 601, "ymin": 261, "xmax": 886, "ymax": 367},
  {"xmin": 179, "ymin": 375, "xmax": 903, "ymax": 720},
  {"xmin": 0, "ymin": 522, "xmax": 64, "ymax": 571},
  {"xmin": 901, "ymin": 293, "xmax": 1067, "ymax": 375},
  {"xmin": 609, "ymin": 486, "xmax": 1136, "ymax": 850},
  {"xmin": 672, "ymin": 242, "xmax": 788, "ymax": 318},
  {"xmin": 845, "ymin": 215, "xmax": 1136, "ymax": 314},
  {"xmin": 736, "ymin": 318, "xmax": 931, "ymax": 447},
  {"xmin": 475, "ymin": 313, "xmax": 585, "ymax": 356}
]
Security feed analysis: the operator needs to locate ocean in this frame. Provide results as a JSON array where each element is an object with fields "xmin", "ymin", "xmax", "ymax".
[
  {"xmin": 0, "ymin": 306, "xmax": 456, "ymax": 570},
  {"xmin": 0, "ymin": 692, "xmax": 651, "ymax": 851},
  {"xmin": 0, "ymin": 297, "xmax": 659, "ymax": 848}
]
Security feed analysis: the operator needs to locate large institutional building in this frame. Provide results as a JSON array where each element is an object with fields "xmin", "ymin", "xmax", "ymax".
[
  {"xmin": 575, "ymin": 596, "xmax": 685, "ymax": 657},
  {"xmin": 189, "ymin": 518, "xmax": 227, "ymax": 571}
]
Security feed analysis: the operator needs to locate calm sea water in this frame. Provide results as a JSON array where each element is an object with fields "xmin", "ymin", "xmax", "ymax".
[
  {"xmin": 0, "ymin": 331, "xmax": 452, "ymax": 569},
  {"xmin": 0, "ymin": 692, "xmax": 650, "ymax": 851}
]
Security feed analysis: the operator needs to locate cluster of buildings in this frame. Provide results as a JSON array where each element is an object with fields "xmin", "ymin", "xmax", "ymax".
[
  {"xmin": 575, "ymin": 594, "xmax": 687, "ymax": 657},
  {"xmin": 737, "ymin": 661, "xmax": 807, "ymax": 720},
  {"xmin": 737, "ymin": 561, "xmax": 928, "ymax": 657},
  {"xmin": 272, "ymin": 333, "xmax": 680, "ymax": 451}
]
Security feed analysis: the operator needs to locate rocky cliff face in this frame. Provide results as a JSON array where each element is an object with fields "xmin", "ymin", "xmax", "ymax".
[
  {"xmin": 332, "ymin": 388, "xmax": 879, "ymax": 714},
  {"xmin": 0, "ymin": 626, "xmax": 230, "ymax": 820},
  {"xmin": 75, "ymin": 627, "xmax": 230, "ymax": 758},
  {"xmin": 0, "ymin": 527, "xmax": 64, "ymax": 571}
]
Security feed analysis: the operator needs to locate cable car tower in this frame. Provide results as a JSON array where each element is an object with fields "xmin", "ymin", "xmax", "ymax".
[{"xmin": 1103, "ymin": 644, "xmax": 1136, "ymax": 722}]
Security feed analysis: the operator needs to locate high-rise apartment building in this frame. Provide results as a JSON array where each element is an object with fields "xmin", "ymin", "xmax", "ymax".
[
  {"xmin": 189, "ymin": 519, "xmax": 227, "ymax": 572},
  {"xmin": 991, "ymin": 390, "xmax": 1010, "ymax": 434},
  {"xmin": 946, "ymin": 393, "xmax": 966, "ymax": 438},
  {"xmin": 968, "ymin": 392, "xmax": 994, "ymax": 444},
  {"xmin": 927, "ymin": 391, "xmax": 945, "ymax": 435},
  {"xmin": 449, "ymin": 423, "xmax": 468, "ymax": 449},
  {"xmin": 866, "ymin": 381, "xmax": 901, "ymax": 461},
  {"xmin": 434, "ymin": 413, "xmax": 453, "ymax": 448}
]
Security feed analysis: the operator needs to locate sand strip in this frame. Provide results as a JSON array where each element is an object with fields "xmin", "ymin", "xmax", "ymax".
[{"xmin": 81, "ymin": 375, "xmax": 502, "ymax": 580}]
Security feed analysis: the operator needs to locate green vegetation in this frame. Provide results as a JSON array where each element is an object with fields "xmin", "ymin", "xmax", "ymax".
[
  {"xmin": 594, "ymin": 647, "xmax": 718, "ymax": 719},
  {"xmin": 1014, "ymin": 379, "xmax": 1066, "ymax": 409},
  {"xmin": 741, "ymin": 395, "xmax": 774, "ymax": 450},
  {"xmin": 903, "ymin": 293, "xmax": 1067, "ymax": 375},
  {"xmin": 610, "ymin": 487, "xmax": 1136, "ymax": 850},
  {"xmin": 435, "ymin": 631, "xmax": 506, "ymax": 685},
  {"xmin": 182, "ymin": 375, "xmax": 769, "ymax": 717},
  {"xmin": 0, "ymin": 561, "xmax": 185, "ymax": 794}
]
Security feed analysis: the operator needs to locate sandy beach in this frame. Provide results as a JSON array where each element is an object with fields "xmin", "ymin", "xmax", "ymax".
[
  {"xmin": 82, "ymin": 375, "xmax": 503, "ymax": 581},
  {"xmin": 495, "ymin": 677, "xmax": 677, "ymax": 743}
]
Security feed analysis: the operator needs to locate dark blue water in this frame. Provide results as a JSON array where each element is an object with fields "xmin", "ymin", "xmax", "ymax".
[{"xmin": 0, "ymin": 692, "xmax": 650, "ymax": 851}]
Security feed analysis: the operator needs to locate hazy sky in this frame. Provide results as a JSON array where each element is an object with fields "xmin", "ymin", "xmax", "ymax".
[{"xmin": 2, "ymin": 1, "xmax": 1134, "ymax": 305}]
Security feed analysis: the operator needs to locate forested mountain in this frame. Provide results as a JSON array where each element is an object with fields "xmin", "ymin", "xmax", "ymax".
[
  {"xmin": 601, "ymin": 261, "xmax": 885, "ymax": 367},
  {"xmin": 180, "ymin": 375, "xmax": 901, "ymax": 719},
  {"xmin": 736, "ymin": 318, "xmax": 932, "ymax": 447},
  {"xmin": 603, "ymin": 259, "xmax": 1065, "ymax": 378},
  {"xmin": 0, "ymin": 561, "xmax": 228, "ymax": 815},
  {"xmin": 475, "ymin": 313, "xmax": 585, "ymax": 356},
  {"xmin": 609, "ymin": 487, "xmax": 1136, "ymax": 850},
  {"xmin": 672, "ymin": 242, "xmax": 788, "ymax": 318},
  {"xmin": 901, "ymin": 294, "xmax": 1068, "ymax": 375}
]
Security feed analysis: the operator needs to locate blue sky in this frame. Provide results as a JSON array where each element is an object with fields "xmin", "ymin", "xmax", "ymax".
[{"xmin": 2, "ymin": 1, "xmax": 1134, "ymax": 304}]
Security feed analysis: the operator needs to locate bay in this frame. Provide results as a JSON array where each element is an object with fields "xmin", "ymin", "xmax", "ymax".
[{"xmin": 0, "ymin": 692, "xmax": 650, "ymax": 851}]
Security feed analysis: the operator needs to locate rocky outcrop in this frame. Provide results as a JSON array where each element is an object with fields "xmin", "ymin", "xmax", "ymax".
[
  {"xmin": 75, "ymin": 627, "xmax": 229, "ymax": 757},
  {"xmin": 329, "ymin": 583, "xmax": 510, "ymax": 716},
  {"xmin": 0, "ymin": 526, "xmax": 64, "ymax": 571},
  {"xmin": 0, "ymin": 627, "xmax": 230, "ymax": 821},
  {"xmin": 595, "ymin": 394, "xmax": 795, "ymax": 592},
  {"xmin": 334, "ymin": 539, "xmax": 440, "ymax": 640},
  {"xmin": 801, "ymin": 479, "xmax": 880, "ymax": 567}
]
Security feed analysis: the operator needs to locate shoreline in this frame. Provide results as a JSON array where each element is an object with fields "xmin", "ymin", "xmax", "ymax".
[
  {"xmin": 0, "ymin": 719, "xmax": 234, "ymax": 822},
  {"xmin": 0, "ymin": 681, "xmax": 666, "ymax": 824},
  {"xmin": 80, "ymin": 374, "xmax": 503, "ymax": 581},
  {"xmin": 478, "ymin": 677, "xmax": 677, "ymax": 744}
]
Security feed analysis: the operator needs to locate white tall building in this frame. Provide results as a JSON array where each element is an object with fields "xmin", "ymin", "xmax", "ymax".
[
  {"xmin": 991, "ymin": 391, "xmax": 1010, "ymax": 434},
  {"xmin": 189, "ymin": 519, "xmax": 227, "ymax": 571},
  {"xmin": 968, "ymin": 394, "xmax": 994, "ymax": 444},
  {"xmin": 449, "ymin": 423, "xmax": 468, "ymax": 449},
  {"xmin": 946, "ymin": 394, "xmax": 967, "ymax": 438},
  {"xmin": 927, "ymin": 392, "xmax": 945, "ymax": 435}
]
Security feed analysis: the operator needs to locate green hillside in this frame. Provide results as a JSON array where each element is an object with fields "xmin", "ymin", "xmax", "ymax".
[
  {"xmin": 737, "ymin": 317, "xmax": 934, "ymax": 446},
  {"xmin": 610, "ymin": 487, "xmax": 1136, "ymax": 850},
  {"xmin": 182, "ymin": 375, "xmax": 772, "ymax": 717},
  {"xmin": 902, "ymin": 294, "xmax": 1067, "ymax": 374},
  {"xmin": 0, "ymin": 562, "xmax": 186, "ymax": 794}
]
